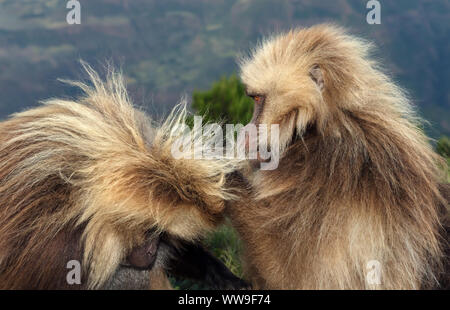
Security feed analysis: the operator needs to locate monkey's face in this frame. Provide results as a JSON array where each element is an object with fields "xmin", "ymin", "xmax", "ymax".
[{"xmin": 240, "ymin": 30, "xmax": 329, "ymax": 156}]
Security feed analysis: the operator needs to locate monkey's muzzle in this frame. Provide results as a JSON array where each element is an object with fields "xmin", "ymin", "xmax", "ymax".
[
  {"xmin": 241, "ymin": 123, "xmax": 272, "ymax": 165},
  {"xmin": 125, "ymin": 235, "xmax": 160, "ymax": 269}
]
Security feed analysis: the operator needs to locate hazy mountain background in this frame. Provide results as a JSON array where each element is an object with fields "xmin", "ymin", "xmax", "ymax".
[{"xmin": 0, "ymin": 0, "xmax": 448, "ymax": 137}]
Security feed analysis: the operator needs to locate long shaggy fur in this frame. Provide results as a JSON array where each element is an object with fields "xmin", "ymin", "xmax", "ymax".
[
  {"xmin": 229, "ymin": 24, "xmax": 449, "ymax": 289},
  {"xmin": 0, "ymin": 64, "xmax": 239, "ymax": 289}
]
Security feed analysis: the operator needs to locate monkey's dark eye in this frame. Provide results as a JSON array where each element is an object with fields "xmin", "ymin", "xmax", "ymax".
[{"xmin": 249, "ymin": 94, "xmax": 265, "ymax": 105}]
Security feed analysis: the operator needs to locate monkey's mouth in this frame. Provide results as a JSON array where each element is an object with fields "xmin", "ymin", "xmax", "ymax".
[{"xmin": 241, "ymin": 123, "xmax": 272, "ymax": 166}]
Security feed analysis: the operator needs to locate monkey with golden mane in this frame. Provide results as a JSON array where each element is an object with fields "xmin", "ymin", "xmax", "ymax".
[
  {"xmin": 227, "ymin": 24, "xmax": 449, "ymax": 289},
  {"xmin": 0, "ymin": 64, "xmax": 247, "ymax": 289}
]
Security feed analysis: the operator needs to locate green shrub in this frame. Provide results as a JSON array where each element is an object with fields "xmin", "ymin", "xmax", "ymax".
[
  {"xmin": 172, "ymin": 76, "xmax": 250, "ymax": 289},
  {"xmin": 436, "ymin": 136, "xmax": 450, "ymax": 183},
  {"xmin": 191, "ymin": 76, "xmax": 250, "ymax": 281},
  {"xmin": 192, "ymin": 75, "xmax": 253, "ymax": 125}
]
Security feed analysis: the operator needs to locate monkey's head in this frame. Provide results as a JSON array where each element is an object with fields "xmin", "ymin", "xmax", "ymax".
[
  {"xmin": 0, "ymin": 64, "xmax": 242, "ymax": 289},
  {"xmin": 240, "ymin": 24, "xmax": 387, "ymax": 156},
  {"xmin": 74, "ymin": 102, "xmax": 241, "ymax": 287}
]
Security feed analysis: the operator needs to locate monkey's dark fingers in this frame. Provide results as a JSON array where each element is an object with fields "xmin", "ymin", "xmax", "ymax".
[
  {"xmin": 165, "ymin": 239, "xmax": 250, "ymax": 290},
  {"xmin": 204, "ymin": 265, "xmax": 251, "ymax": 290}
]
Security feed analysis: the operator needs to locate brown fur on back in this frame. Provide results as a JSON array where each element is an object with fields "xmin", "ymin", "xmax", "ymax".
[
  {"xmin": 0, "ymin": 64, "xmax": 239, "ymax": 289},
  {"xmin": 229, "ymin": 24, "xmax": 449, "ymax": 289}
]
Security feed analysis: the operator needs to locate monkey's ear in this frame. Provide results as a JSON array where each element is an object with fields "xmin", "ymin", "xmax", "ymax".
[{"xmin": 309, "ymin": 64, "xmax": 324, "ymax": 91}]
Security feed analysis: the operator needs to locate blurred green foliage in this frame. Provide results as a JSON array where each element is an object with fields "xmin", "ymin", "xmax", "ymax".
[
  {"xmin": 172, "ymin": 77, "xmax": 250, "ymax": 290},
  {"xmin": 192, "ymin": 75, "xmax": 253, "ymax": 125},
  {"xmin": 189, "ymin": 76, "xmax": 250, "ymax": 282},
  {"xmin": 436, "ymin": 136, "xmax": 450, "ymax": 158},
  {"xmin": 205, "ymin": 222, "xmax": 244, "ymax": 278},
  {"xmin": 436, "ymin": 136, "xmax": 450, "ymax": 183}
]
